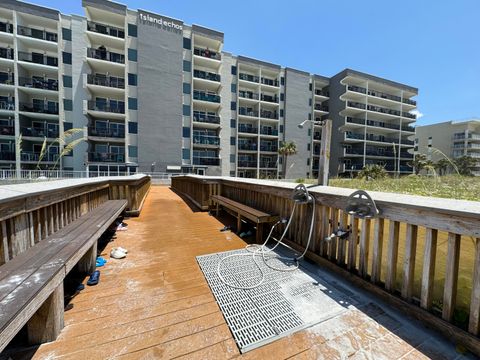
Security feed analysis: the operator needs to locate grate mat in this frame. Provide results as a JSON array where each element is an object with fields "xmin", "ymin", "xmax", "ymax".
[{"xmin": 197, "ymin": 248, "xmax": 353, "ymax": 353}]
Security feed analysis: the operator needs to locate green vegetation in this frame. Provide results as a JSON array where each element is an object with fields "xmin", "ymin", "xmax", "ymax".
[
  {"xmin": 357, "ymin": 164, "xmax": 388, "ymax": 180},
  {"xmin": 278, "ymin": 141, "xmax": 297, "ymax": 179}
]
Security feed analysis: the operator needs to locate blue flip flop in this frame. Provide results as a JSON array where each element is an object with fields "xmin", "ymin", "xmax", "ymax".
[
  {"xmin": 96, "ymin": 257, "xmax": 107, "ymax": 267},
  {"xmin": 87, "ymin": 270, "xmax": 100, "ymax": 286}
]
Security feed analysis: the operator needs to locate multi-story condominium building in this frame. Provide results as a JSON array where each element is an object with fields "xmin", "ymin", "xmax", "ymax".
[
  {"xmin": 0, "ymin": 0, "xmax": 418, "ymax": 178},
  {"xmin": 415, "ymin": 119, "xmax": 480, "ymax": 176}
]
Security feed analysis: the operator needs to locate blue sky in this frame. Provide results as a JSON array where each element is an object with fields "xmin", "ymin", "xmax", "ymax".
[{"xmin": 40, "ymin": 0, "xmax": 479, "ymax": 125}]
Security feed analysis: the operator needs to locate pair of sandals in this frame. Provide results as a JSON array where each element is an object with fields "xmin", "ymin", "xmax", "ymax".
[{"xmin": 110, "ymin": 247, "xmax": 128, "ymax": 259}]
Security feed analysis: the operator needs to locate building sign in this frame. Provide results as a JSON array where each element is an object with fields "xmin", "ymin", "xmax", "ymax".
[{"xmin": 138, "ymin": 12, "xmax": 183, "ymax": 34}]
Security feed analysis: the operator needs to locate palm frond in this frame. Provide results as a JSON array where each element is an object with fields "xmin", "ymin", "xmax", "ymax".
[{"xmin": 36, "ymin": 137, "xmax": 48, "ymax": 169}]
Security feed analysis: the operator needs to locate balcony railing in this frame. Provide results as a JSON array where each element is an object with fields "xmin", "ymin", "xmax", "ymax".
[
  {"xmin": 401, "ymin": 139, "xmax": 415, "ymax": 145},
  {"xmin": 193, "ymin": 47, "xmax": 221, "ymax": 60},
  {"xmin": 87, "ymin": 21, "xmax": 125, "ymax": 39},
  {"xmin": 345, "ymin": 148, "xmax": 364, "ymax": 155},
  {"xmin": 403, "ymin": 98, "xmax": 416, "ymax": 106},
  {"xmin": 87, "ymin": 74, "xmax": 125, "ymax": 89},
  {"xmin": 17, "ymin": 25, "xmax": 57, "ymax": 42},
  {"xmin": 0, "ymin": 125, "xmax": 14, "ymax": 136},
  {"xmin": 193, "ymin": 90, "xmax": 220, "ymax": 103},
  {"xmin": 238, "ymin": 160, "xmax": 257, "ymax": 168},
  {"xmin": 0, "ymin": 151, "xmax": 15, "ymax": 160},
  {"xmin": 239, "ymin": 73, "xmax": 259, "ymax": 83},
  {"xmin": 238, "ymin": 143, "xmax": 257, "ymax": 151},
  {"xmin": 261, "ymin": 77, "xmax": 279, "ymax": 87},
  {"xmin": 345, "ymin": 132, "xmax": 365, "ymax": 140},
  {"xmin": 18, "ymin": 51, "xmax": 58, "ymax": 67},
  {"xmin": 260, "ymin": 144, "xmax": 277, "ymax": 152},
  {"xmin": 313, "ymin": 133, "xmax": 321, "ymax": 140},
  {"xmin": 193, "ymin": 112, "xmax": 220, "ymax": 124},
  {"xmin": 260, "ymin": 128, "xmax": 278, "ymax": 136},
  {"xmin": 18, "ymin": 76, "xmax": 58, "ymax": 91},
  {"xmin": 348, "ymin": 85, "xmax": 404, "ymax": 103},
  {"xmin": 88, "ymin": 100, "xmax": 125, "ymax": 114},
  {"xmin": 21, "ymin": 151, "xmax": 59, "ymax": 162},
  {"xmin": 315, "ymin": 89, "xmax": 329, "ymax": 97},
  {"xmin": 88, "ymin": 127, "xmax": 125, "ymax": 138},
  {"xmin": 193, "ymin": 157, "xmax": 220, "ymax": 166},
  {"xmin": 238, "ymin": 125, "xmax": 258, "ymax": 134},
  {"xmin": 0, "ymin": 101, "xmax": 15, "ymax": 111},
  {"xmin": 21, "ymin": 126, "xmax": 59, "ymax": 138},
  {"xmin": 346, "ymin": 117, "xmax": 365, "ymax": 125},
  {"xmin": 261, "ymin": 94, "xmax": 279, "ymax": 103},
  {"xmin": 367, "ymin": 120, "xmax": 400, "ymax": 130},
  {"xmin": 239, "ymin": 108, "xmax": 259, "ymax": 117},
  {"xmin": 259, "ymin": 161, "xmax": 277, "ymax": 168},
  {"xmin": 347, "ymin": 101, "xmax": 366, "ymax": 110},
  {"xmin": 19, "ymin": 102, "xmax": 59, "ymax": 114},
  {"xmin": 365, "ymin": 133, "xmax": 400, "ymax": 144},
  {"xmin": 314, "ymin": 104, "xmax": 329, "ymax": 112},
  {"xmin": 87, "ymin": 48, "xmax": 125, "ymax": 64},
  {"xmin": 402, "ymin": 125, "xmax": 415, "ymax": 132},
  {"xmin": 88, "ymin": 152, "xmax": 125, "ymax": 163},
  {"xmin": 193, "ymin": 135, "xmax": 220, "ymax": 146},
  {"xmin": 193, "ymin": 69, "xmax": 221, "ymax": 82},
  {"xmin": 260, "ymin": 110, "xmax": 278, "ymax": 120},
  {"xmin": 0, "ymin": 22, "xmax": 13, "ymax": 34},
  {"xmin": 239, "ymin": 91, "xmax": 259, "ymax": 100},
  {"xmin": 0, "ymin": 74, "xmax": 14, "ymax": 85},
  {"xmin": 0, "ymin": 48, "xmax": 14, "ymax": 60}
]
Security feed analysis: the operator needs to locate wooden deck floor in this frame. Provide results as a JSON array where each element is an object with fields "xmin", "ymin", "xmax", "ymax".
[{"xmin": 9, "ymin": 187, "xmax": 473, "ymax": 359}]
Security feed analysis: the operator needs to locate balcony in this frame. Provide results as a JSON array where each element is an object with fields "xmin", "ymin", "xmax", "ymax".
[
  {"xmin": 17, "ymin": 25, "xmax": 57, "ymax": 42},
  {"xmin": 345, "ymin": 148, "xmax": 364, "ymax": 155},
  {"xmin": 260, "ymin": 128, "xmax": 278, "ymax": 136},
  {"xmin": 348, "ymin": 85, "xmax": 402, "ymax": 103},
  {"xmin": 0, "ymin": 22, "xmax": 13, "ymax": 34},
  {"xmin": 18, "ymin": 51, "xmax": 58, "ymax": 67},
  {"xmin": 314, "ymin": 104, "xmax": 329, "ymax": 112},
  {"xmin": 0, "ymin": 151, "xmax": 15, "ymax": 160},
  {"xmin": 0, "ymin": 47, "xmax": 14, "ymax": 61},
  {"xmin": 192, "ymin": 157, "xmax": 220, "ymax": 166},
  {"xmin": 193, "ymin": 69, "xmax": 220, "ymax": 82},
  {"xmin": 400, "ymin": 139, "xmax": 415, "ymax": 146},
  {"xmin": 0, "ymin": 101, "xmax": 14, "ymax": 111},
  {"xmin": 261, "ymin": 77, "xmax": 279, "ymax": 87},
  {"xmin": 0, "ymin": 73, "xmax": 14, "ymax": 86},
  {"xmin": 239, "ymin": 73, "xmax": 259, "ymax": 83},
  {"xmin": 367, "ymin": 120, "xmax": 400, "ymax": 131},
  {"xmin": 345, "ymin": 132, "xmax": 365, "ymax": 140},
  {"xmin": 238, "ymin": 143, "xmax": 257, "ymax": 151},
  {"xmin": 193, "ymin": 90, "xmax": 220, "ymax": 103},
  {"xmin": 88, "ymin": 152, "xmax": 125, "ymax": 163},
  {"xmin": 346, "ymin": 117, "xmax": 365, "ymax": 125},
  {"xmin": 193, "ymin": 112, "xmax": 220, "ymax": 125},
  {"xmin": 239, "ymin": 91, "xmax": 259, "ymax": 100},
  {"xmin": 87, "ymin": 21, "xmax": 125, "ymax": 39},
  {"xmin": 87, "ymin": 100, "xmax": 125, "ymax": 114},
  {"xmin": 259, "ymin": 160, "xmax": 277, "ymax": 168},
  {"xmin": 0, "ymin": 125, "xmax": 14, "ymax": 136},
  {"xmin": 87, "ymin": 48, "xmax": 125, "ymax": 64},
  {"xmin": 18, "ymin": 76, "xmax": 58, "ymax": 91},
  {"xmin": 402, "ymin": 125, "xmax": 415, "ymax": 132},
  {"xmin": 347, "ymin": 101, "xmax": 366, "ymax": 110},
  {"xmin": 88, "ymin": 127, "xmax": 125, "ymax": 139},
  {"xmin": 238, "ymin": 125, "xmax": 258, "ymax": 134},
  {"xmin": 21, "ymin": 126, "xmax": 59, "ymax": 138},
  {"xmin": 315, "ymin": 89, "xmax": 329, "ymax": 97},
  {"xmin": 313, "ymin": 133, "xmax": 321, "ymax": 140},
  {"xmin": 260, "ymin": 110, "xmax": 278, "ymax": 120},
  {"xmin": 260, "ymin": 94, "xmax": 279, "ymax": 103},
  {"xmin": 21, "ymin": 151, "xmax": 59, "ymax": 162},
  {"xmin": 87, "ymin": 74, "xmax": 125, "ymax": 89},
  {"xmin": 193, "ymin": 47, "xmax": 221, "ymax": 61},
  {"xmin": 238, "ymin": 160, "xmax": 257, "ymax": 168},
  {"xmin": 403, "ymin": 98, "xmax": 416, "ymax": 106},
  {"xmin": 193, "ymin": 134, "xmax": 220, "ymax": 146},
  {"xmin": 365, "ymin": 133, "xmax": 400, "ymax": 144},
  {"xmin": 19, "ymin": 102, "xmax": 59, "ymax": 115},
  {"xmin": 260, "ymin": 143, "xmax": 278, "ymax": 152},
  {"xmin": 239, "ymin": 108, "xmax": 259, "ymax": 118}
]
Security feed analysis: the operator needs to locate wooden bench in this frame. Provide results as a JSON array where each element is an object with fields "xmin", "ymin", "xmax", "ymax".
[
  {"xmin": 0, "ymin": 199, "xmax": 127, "ymax": 352},
  {"xmin": 211, "ymin": 195, "xmax": 279, "ymax": 243}
]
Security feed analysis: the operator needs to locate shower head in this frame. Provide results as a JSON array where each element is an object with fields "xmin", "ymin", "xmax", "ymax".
[{"xmin": 292, "ymin": 183, "xmax": 313, "ymax": 204}]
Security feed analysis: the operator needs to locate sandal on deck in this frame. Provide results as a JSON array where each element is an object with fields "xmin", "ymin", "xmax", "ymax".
[{"xmin": 87, "ymin": 270, "xmax": 100, "ymax": 286}]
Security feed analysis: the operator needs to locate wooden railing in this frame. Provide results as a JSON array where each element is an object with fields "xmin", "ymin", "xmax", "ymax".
[
  {"xmin": 171, "ymin": 175, "xmax": 480, "ymax": 355},
  {"xmin": 0, "ymin": 175, "xmax": 150, "ymax": 265},
  {"xmin": 171, "ymin": 175, "xmax": 220, "ymax": 210}
]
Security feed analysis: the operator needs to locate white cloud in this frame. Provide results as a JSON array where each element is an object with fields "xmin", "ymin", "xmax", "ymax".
[{"xmin": 410, "ymin": 109, "xmax": 424, "ymax": 119}]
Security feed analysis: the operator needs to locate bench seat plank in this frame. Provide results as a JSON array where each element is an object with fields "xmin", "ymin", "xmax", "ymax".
[{"xmin": 211, "ymin": 195, "xmax": 278, "ymax": 223}]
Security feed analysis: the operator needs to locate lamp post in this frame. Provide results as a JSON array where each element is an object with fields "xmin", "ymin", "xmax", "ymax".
[{"xmin": 298, "ymin": 118, "xmax": 332, "ymax": 186}]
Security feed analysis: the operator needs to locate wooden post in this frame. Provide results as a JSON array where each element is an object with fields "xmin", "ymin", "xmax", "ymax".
[
  {"xmin": 443, "ymin": 232, "xmax": 461, "ymax": 322},
  {"xmin": 371, "ymin": 218, "xmax": 385, "ymax": 284},
  {"xmin": 256, "ymin": 223, "xmax": 264, "ymax": 245},
  {"xmin": 347, "ymin": 216, "xmax": 359, "ymax": 271},
  {"xmin": 78, "ymin": 241, "xmax": 98, "ymax": 274},
  {"xmin": 318, "ymin": 119, "xmax": 332, "ymax": 186},
  {"xmin": 402, "ymin": 224, "xmax": 418, "ymax": 301},
  {"xmin": 359, "ymin": 218, "xmax": 371, "ymax": 278},
  {"xmin": 27, "ymin": 283, "xmax": 64, "ymax": 345},
  {"xmin": 421, "ymin": 228, "xmax": 438, "ymax": 309},
  {"xmin": 469, "ymin": 238, "xmax": 480, "ymax": 335},
  {"xmin": 385, "ymin": 220, "xmax": 400, "ymax": 292}
]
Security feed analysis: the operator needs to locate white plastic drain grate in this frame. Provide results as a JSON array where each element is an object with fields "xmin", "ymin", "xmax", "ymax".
[{"xmin": 197, "ymin": 248, "xmax": 356, "ymax": 352}]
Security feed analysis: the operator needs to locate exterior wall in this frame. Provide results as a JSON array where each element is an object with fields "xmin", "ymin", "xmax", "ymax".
[
  {"xmin": 328, "ymin": 72, "xmax": 348, "ymax": 176},
  {"xmin": 218, "ymin": 53, "xmax": 235, "ymax": 176}
]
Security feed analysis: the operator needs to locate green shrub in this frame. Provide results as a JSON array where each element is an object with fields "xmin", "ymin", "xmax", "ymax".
[{"xmin": 357, "ymin": 165, "xmax": 388, "ymax": 181}]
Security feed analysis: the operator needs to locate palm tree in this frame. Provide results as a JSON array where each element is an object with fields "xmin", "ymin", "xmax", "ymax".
[
  {"xmin": 408, "ymin": 153, "xmax": 427, "ymax": 175},
  {"xmin": 435, "ymin": 158, "xmax": 450, "ymax": 176},
  {"xmin": 278, "ymin": 141, "xmax": 297, "ymax": 179},
  {"xmin": 454, "ymin": 156, "xmax": 477, "ymax": 176}
]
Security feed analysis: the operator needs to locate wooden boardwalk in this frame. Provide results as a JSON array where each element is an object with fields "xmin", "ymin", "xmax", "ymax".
[{"xmin": 8, "ymin": 187, "xmax": 474, "ymax": 359}]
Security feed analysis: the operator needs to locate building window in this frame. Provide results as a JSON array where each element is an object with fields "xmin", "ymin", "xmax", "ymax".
[
  {"xmin": 183, "ymin": 60, "xmax": 191, "ymax": 72},
  {"xmin": 309, "ymin": 98, "xmax": 312, "ymax": 106},
  {"xmin": 128, "ymin": 122, "xmax": 138, "ymax": 134},
  {"xmin": 128, "ymin": 145, "xmax": 138, "ymax": 158},
  {"xmin": 183, "ymin": 37, "xmax": 191, "ymax": 50},
  {"xmin": 63, "ymin": 99, "xmax": 73, "ymax": 111},
  {"xmin": 309, "ymin": 83, "xmax": 312, "ymax": 91},
  {"xmin": 280, "ymin": 125, "xmax": 284, "ymax": 133},
  {"xmin": 183, "ymin": 104, "xmax": 191, "ymax": 116},
  {"xmin": 308, "ymin": 113, "xmax": 311, "ymax": 120},
  {"xmin": 231, "ymin": 66, "xmax": 237, "ymax": 75},
  {"xmin": 63, "ymin": 75, "xmax": 72, "ymax": 88},
  {"xmin": 281, "ymin": 77, "xmax": 285, "ymax": 86},
  {"xmin": 280, "ymin": 93, "xmax": 284, "ymax": 102},
  {"xmin": 128, "ymin": 24, "xmax": 137, "ymax": 37},
  {"xmin": 182, "ymin": 127, "xmax": 190, "ymax": 138},
  {"xmin": 230, "ymin": 101, "xmax": 236, "ymax": 111},
  {"xmin": 307, "ymin": 158, "xmax": 310, "ymax": 165},
  {"xmin": 128, "ymin": 48, "xmax": 137, "ymax": 62},
  {"xmin": 280, "ymin": 109, "xmax": 284, "ymax": 118},
  {"xmin": 308, "ymin": 128, "xmax": 311, "ymax": 136},
  {"xmin": 62, "ymin": 52, "xmax": 72, "ymax": 65},
  {"xmin": 62, "ymin": 27, "xmax": 72, "ymax": 41},
  {"xmin": 183, "ymin": 82, "xmax": 191, "ymax": 94},
  {"xmin": 182, "ymin": 148, "xmax": 190, "ymax": 160},
  {"xmin": 307, "ymin": 143, "xmax": 311, "ymax": 151},
  {"xmin": 231, "ymin": 83, "xmax": 237, "ymax": 93},
  {"xmin": 128, "ymin": 73, "xmax": 137, "ymax": 86},
  {"xmin": 230, "ymin": 137, "xmax": 236, "ymax": 146},
  {"xmin": 230, "ymin": 171, "xmax": 235, "ymax": 176},
  {"xmin": 230, "ymin": 154, "xmax": 235, "ymax": 163},
  {"xmin": 64, "ymin": 122, "xmax": 73, "ymax": 131},
  {"xmin": 230, "ymin": 119, "xmax": 236, "ymax": 128},
  {"xmin": 128, "ymin": 97, "xmax": 138, "ymax": 110}
]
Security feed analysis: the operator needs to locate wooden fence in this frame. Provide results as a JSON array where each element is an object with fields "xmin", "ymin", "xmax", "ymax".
[
  {"xmin": 171, "ymin": 175, "xmax": 480, "ymax": 355},
  {"xmin": 0, "ymin": 175, "xmax": 150, "ymax": 266}
]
